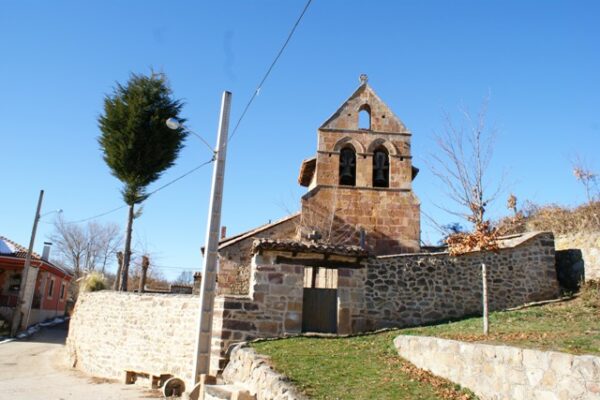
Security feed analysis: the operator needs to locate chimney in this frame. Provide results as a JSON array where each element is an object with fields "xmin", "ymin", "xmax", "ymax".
[
  {"xmin": 42, "ymin": 242, "xmax": 52, "ymax": 261},
  {"xmin": 220, "ymin": 226, "xmax": 227, "ymax": 239}
]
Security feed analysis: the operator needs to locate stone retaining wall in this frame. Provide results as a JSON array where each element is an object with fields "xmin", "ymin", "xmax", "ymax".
[
  {"xmin": 394, "ymin": 335, "xmax": 600, "ymax": 400},
  {"xmin": 66, "ymin": 291, "xmax": 199, "ymax": 388},
  {"xmin": 221, "ymin": 344, "xmax": 307, "ymax": 400},
  {"xmin": 365, "ymin": 232, "xmax": 559, "ymax": 330},
  {"xmin": 556, "ymin": 231, "xmax": 600, "ymax": 282}
]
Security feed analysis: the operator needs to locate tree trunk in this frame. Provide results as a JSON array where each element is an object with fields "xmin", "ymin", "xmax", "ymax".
[
  {"xmin": 482, "ymin": 262, "xmax": 489, "ymax": 335},
  {"xmin": 113, "ymin": 251, "xmax": 123, "ymax": 290},
  {"xmin": 119, "ymin": 204, "xmax": 135, "ymax": 291},
  {"xmin": 139, "ymin": 255, "xmax": 149, "ymax": 293}
]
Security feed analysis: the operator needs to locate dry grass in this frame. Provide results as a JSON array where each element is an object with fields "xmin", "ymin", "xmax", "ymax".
[
  {"xmin": 497, "ymin": 201, "xmax": 600, "ymax": 236},
  {"xmin": 581, "ymin": 280, "xmax": 600, "ymax": 309},
  {"xmin": 79, "ymin": 271, "xmax": 107, "ymax": 292}
]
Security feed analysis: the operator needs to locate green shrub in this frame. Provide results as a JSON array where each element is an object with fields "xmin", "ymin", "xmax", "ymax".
[{"xmin": 80, "ymin": 272, "xmax": 107, "ymax": 292}]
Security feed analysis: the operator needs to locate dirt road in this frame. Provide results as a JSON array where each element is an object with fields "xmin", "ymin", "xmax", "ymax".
[{"xmin": 0, "ymin": 323, "xmax": 160, "ymax": 399}]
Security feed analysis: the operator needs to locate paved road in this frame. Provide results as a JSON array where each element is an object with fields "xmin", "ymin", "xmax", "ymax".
[{"xmin": 0, "ymin": 323, "xmax": 161, "ymax": 399}]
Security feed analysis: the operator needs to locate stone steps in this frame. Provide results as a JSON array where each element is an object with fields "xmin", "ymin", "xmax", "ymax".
[{"xmin": 203, "ymin": 383, "xmax": 256, "ymax": 400}]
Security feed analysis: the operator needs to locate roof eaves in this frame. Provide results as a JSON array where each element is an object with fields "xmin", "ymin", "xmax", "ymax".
[{"xmin": 218, "ymin": 213, "xmax": 300, "ymax": 251}]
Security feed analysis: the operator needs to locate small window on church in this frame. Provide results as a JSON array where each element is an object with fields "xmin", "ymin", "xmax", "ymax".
[
  {"xmin": 339, "ymin": 147, "xmax": 356, "ymax": 186},
  {"xmin": 373, "ymin": 147, "xmax": 389, "ymax": 188},
  {"xmin": 358, "ymin": 104, "xmax": 371, "ymax": 130}
]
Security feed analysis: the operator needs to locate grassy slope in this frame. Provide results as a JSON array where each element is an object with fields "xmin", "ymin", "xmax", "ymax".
[
  {"xmin": 252, "ymin": 332, "xmax": 477, "ymax": 400},
  {"xmin": 252, "ymin": 296, "xmax": 598, "ymax": 399},
  {"xmin": 401, "ymin": 296, "xmax": 599, "ymax": 356}
]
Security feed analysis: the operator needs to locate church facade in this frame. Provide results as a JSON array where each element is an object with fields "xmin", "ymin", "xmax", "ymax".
[{"xmin": 217, "ymin": 76, "xmax": 421, "ymax": 295}]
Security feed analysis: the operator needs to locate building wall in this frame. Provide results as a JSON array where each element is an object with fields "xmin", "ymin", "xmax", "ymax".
[
  {"xmin": 66, "ymin": 291, "xmax": 199, "ymax": 388},
  {"xmin": 301, "ymin": 187, "xmax": 420, "ymax": 254},
  {"xmin": 394, "ymin": 335, "xmax": 600, "ymax": 400},
  {"xmin": 363, "ymin": 232, "xmax": 559, "ymax": 330},
  {"xmin": 210, "ymin": 261, "xmax": 305, "ymax": 374},
  {"xmin": 217, "ymin": 216, "xmax": 298, "ymax": 295}
]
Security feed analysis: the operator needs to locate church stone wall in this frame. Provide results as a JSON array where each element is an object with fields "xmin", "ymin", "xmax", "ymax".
[
  {"xmin": 217, "ymin": 217, "xmax": 299, "ymax": 295},
  {"xmin": 363, "ymin": 232, "xmax": 559, "ymax": 330},
  {"xmin": 301, "ymin": 187, "xmax": 420, "ymax": 254}
]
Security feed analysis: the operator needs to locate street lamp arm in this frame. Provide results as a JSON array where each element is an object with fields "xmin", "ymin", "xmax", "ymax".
[{"xmin": 166, "ymin": 118, "xmax": 214, "ymax": 153}]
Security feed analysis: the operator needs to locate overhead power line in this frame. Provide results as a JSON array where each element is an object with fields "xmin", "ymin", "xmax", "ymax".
[
  {"xmin": 60, "ymin": 0, "xmax": 313, "ymax": 225},
  {"xmin": 228, "ymin": 0, "xmax": 313, "ymax": 142},
  {"xmin": 67, "ymin": 157, "xmax": 214, "ymax": 224}
]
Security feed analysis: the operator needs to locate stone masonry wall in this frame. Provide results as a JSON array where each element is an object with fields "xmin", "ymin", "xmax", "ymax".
[
  {"xmin": 66, "ymin": 291, "xmax": 198, "ymax": 387},
  {"xmin": 221, "ymin": 344, "xmax": 307, "ymax": 400},
  {"xmin": 218, "ymin": 216, "xmax": 299, "ymax": 296},
  {"xmin": 364, "ymin": 232, "xmax": 559, "ymax": 330},
  {"xmin": 394, "ymin": 335, "xmax": 600, "ymax": 400},
  {"xmin": 210, "ymin": 260, "xmax": 304, "ymax": 374},
  {"xmin": 555, "ymin": 231, "xmax": 600, "ymax": 281},
  {"xmin": 301, "ymin": 187, "xmax": 420, "ymax": 254}
]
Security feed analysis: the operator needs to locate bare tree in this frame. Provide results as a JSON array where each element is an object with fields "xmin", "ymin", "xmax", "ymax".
[
  {"xmin": 128, "ymin": 257, "xmax": 168, "ymax": 291},
  {"xmin": 572, "ymin": 156, "xmax": 599, "ymax": 204},
  {"xmin": 430, "ymin": 97, "xmax": 503, "ymax": 228},
  {"xmin": 430, "ymin": 98, "xmax": 502, "ymax": 335},
  {"xmin": 50, "ymin": 216, "xmax": 122, "ymax": 278},
  {"xmin": 173, "ymin": 270, "xmax": 194, "ymax": 285}
]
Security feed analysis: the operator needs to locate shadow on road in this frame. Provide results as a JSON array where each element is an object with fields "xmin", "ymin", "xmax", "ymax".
[{"xmin": 21, "ymin": 323, "xmax": 69, "ymax": 345}]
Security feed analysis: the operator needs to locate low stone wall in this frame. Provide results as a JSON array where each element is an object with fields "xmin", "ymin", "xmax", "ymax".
[
  {"xmin": 210, "ymin": 263, "xmax": 304, "ymax": 374},
  {"xmin": 221, "ymin": 344, "xmax": 307, "ymax": 400},
  {"xmin": 66, "ymin": 291, "xmax": 199, "ymax": 388},
  {"xmin": 394, "ymin": 335, "xmax": 600, "ymax": 400},
  {"xmin": 364, "ymin": 232, "xmax": 559, "ymax": 329},
  {"xmin": 211, "ymin": 232, "xmax": 559, "ymax": 371},
  {"xmin": 556, "ymin": 231, "xmax": 600, "ymax": 282}
]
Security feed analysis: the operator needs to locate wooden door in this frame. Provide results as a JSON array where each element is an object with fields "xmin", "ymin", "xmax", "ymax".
[{"xmin": 302, "ymin": 288, "xmax": 337, "ymax": 333}]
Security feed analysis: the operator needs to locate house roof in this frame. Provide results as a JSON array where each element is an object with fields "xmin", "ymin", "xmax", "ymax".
[
  {"xmin": 298, "ymin": 157, "xmax": 316, "ymax": 187},
  {"xmin": 0, "ymin": 235, "xmax": 73, "ymax": 278},
  {"xmin": 252, "ymin": 238, "xmax": 369, "ymax": 258},
  {"xmin": 218, "ymin": 213, "xmax": 300, "ymax": 251},
  {"xmin": 0, "ymin": 236, "xmax": 42, "ymax": 259}
]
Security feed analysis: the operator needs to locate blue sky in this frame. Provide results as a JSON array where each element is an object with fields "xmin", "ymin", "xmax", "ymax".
[{"xmin": 1, "ymin": 1, "xmax": 598, "ymax": 280}]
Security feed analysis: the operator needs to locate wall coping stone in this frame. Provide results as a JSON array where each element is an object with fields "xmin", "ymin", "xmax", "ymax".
[
  {"xmin": 377, "ymin": 231, "xmax": 552, "ymax": 259},
  {"xmin": 394, "ymin": 335, "xmax": 600, "ymax": 400}
]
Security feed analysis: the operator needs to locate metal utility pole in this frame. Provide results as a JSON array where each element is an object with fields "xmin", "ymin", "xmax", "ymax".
[
  {"xmin": 11, "ymin": 190, "xmax": 44, "ymax": 336},
  {"xmin": 192, "ymin": 91, "xmax": 232, "ymax": 382}
]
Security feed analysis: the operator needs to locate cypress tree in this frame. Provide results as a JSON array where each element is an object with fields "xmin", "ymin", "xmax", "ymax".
[{"xmin": 98, "ymin": 72, "xmax": 187, "ymax": 291}]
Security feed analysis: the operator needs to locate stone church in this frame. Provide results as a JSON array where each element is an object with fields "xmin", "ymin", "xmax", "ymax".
[
  {"xmin": 216, "ymin": 75, "xmax": 421, "ymax": 295},
  {"xmin": 67, "ymin": 77, "xmax": 559, "ymax": 383}
]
